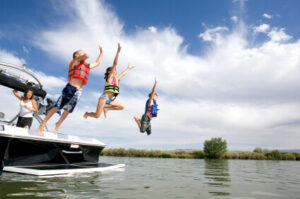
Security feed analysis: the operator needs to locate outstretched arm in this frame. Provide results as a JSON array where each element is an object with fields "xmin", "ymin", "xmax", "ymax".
[
  {"xmin": 90, "ymin": 46, "xmax": 103, "ymax": 69},
  {"xmin": 117, "ymin": 65, "xmax": 135, "ymax": 80},
  {"xmin": 149, "ymin": 77, "xmax": 158, "ymax": 105},
  {"xmin": 109, "ymin": 43, "xmax": 122, "ymax": 79},
  {"xmin": 13, "ymin": 89, "xmax": 23, "ymax": 100}
]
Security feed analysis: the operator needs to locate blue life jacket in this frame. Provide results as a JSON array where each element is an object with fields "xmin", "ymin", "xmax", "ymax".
[{"xmin": 145, "ymin": 99, "xmax": 158, "ymax": 117}]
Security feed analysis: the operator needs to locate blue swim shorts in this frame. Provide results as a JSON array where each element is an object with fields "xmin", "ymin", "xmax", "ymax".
[{"xmin": 55, "ymin": 83, "xmax": 82, "ymax": 113}]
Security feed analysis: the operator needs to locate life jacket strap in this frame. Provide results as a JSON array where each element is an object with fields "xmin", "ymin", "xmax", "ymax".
[{"xmin": 104, "ymin": 85, "xmax": 119, "ymax": 92}]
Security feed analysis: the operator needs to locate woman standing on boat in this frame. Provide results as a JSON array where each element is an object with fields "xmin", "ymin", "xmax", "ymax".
[{"xmin": 13, "ymin": 89, "xmax": 37, "ymax": 129}]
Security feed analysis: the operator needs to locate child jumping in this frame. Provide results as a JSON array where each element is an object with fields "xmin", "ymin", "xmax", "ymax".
[
  {"xmin": 84, "ymin": 43, "xmax": 134, "ymax": 119},
  {"xmin": 134, "ymin": 77, "xmax": 158, "ymax": 136},
  {"xmin": 37, "ymin": 46, "xmax": 103, "ymax": 135}
]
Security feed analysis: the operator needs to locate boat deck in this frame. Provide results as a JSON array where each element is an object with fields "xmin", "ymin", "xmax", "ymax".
[{"xmin": 0, "ymin": 124, "xmax": 106, "ymax": 147}]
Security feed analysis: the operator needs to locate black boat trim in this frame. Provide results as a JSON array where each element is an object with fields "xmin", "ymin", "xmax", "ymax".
[{"xmin": 0, "ymin": 62, "xmax": 47, "ymax": 98}]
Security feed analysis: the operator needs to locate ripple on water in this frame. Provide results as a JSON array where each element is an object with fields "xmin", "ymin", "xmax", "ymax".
[{"xmin": 1, "ymin": 157, "xmax": 300, "ymax": 199}]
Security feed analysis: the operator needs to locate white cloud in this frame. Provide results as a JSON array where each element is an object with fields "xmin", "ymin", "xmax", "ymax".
[
  {"xmin": 198, "ymin": 26, "xmax": 229, "ymax": 44},
  {"xmin": 148, "ymin": 26, "xmax": 157, "ymax": 33},
  {"xmin": 267, "ymin": 28, "xmax": 292, "ymax": 42},
  {"xmin": 253, "ymin": 24, "xmax": 270, "ymax": 33},
  {"xmin": 22, "ymin": 45, "xmax": 30, "ymax": 55},
  {"xmin": 32, "ymin": 71, "xmax": 66, "ymax": 95},
  {"xmin": 1, "ymin": 0, "xmax": 300, "ymax": 150},
  {"xmin": 232, "ymin": 0, "xmax": 248, "ymax": 10},
  {"xmin": 0, "ymin": 49, "xmax": 25, "ymax": 66},
  {"xmin": 231, "ymin": 16, "xmax": 238, "ymax": 22},
  {"xmin": 263, "ymin": 13, "xmax": 273, "ymax": 19}
]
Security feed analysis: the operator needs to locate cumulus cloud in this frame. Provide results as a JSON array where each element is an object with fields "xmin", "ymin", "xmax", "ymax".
[
  {"xmin": 0, "ymin": 49, "xmax": 26, "ymax": 66},
  {"xmin": 198, "ymin": 26, "xmax": 229, "ymax": 44},
  {"xmin": 148, "ymin": 26, "xmax": 157, "ymax": 33},
  {"xmin": 267, "ymin": 28, "xmax": 292, "ymax": 42},
  {"xmin": 231, "ymin": 16, "xmax": 238, "ymax": 22},
  {"xmin": 263, "ymin": 13, "xmax": 273, "ymax": 19},
  {"xmin": 34, "ymin": 0, "xmax": 300, "ymax": 150},
  {"xmin": 253, "ymin": 24, "xmax": 270, "ymax": 33},
  {"xmin": 1, "ymin": 0, "xmax": 300, "ymax": 150}
]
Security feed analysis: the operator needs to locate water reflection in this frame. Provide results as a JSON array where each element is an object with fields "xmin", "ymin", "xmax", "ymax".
[
  {"xmin": 0, "ymin": 172, "xmax": 104, "ymax": 198},
  {"xmin": 204, "ymin": 159, "xmax": 231, "ymax": 196}
]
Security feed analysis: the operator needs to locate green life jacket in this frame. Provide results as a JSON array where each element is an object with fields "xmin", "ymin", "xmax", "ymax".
[{"xmin": 104, "ymin": 77, "xmax": 119, "ymax": 97}]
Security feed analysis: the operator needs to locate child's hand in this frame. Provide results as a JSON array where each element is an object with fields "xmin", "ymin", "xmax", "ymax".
[
  {"xmin": 128, "ymin": 65, "xmax": 135, "ymax": 70},
  {"xmin": 117, "ymin": 43, "xmax": 122, "ymax": 53},
  {"xmin": 99, "ymin": 46, "xmax": 103, "ymax": 54}
]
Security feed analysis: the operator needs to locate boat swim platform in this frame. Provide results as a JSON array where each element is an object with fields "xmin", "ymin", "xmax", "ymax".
[{"xmin": 3, "ymin": 163, "xmax": 125, "ymax": 176}]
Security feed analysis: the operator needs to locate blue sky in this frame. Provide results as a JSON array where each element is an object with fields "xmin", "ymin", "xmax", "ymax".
[{"xmin": 1, "ymin": 0, "xmax": 300, "ymax": 151}]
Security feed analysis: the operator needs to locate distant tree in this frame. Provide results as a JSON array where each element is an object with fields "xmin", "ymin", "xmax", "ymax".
[
  {"xmin": 253, "ymin": 147, "xmax": 263, "ymax": 153},
  {"xmin": 263, "ymin": 148, "xmax": 270, "ymax": 153},
  {"xmin": 204, "ymin": 137, "xmax": 227, "ymax": 159},
  {"xmin": 266, "ymin": 150, "xmax": 281, "ymax": 160}
]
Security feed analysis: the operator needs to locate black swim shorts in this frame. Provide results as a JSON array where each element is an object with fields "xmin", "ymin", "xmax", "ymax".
[
  {"xmin": 140, "ymin": 114, "xmax": 152, "ymax": 135},
  {"xmin": 16, "ymin": 116, "xmax": 33, "ymax": 128}
]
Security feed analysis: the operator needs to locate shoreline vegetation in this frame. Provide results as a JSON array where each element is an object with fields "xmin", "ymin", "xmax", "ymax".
[{"xmin": 101, "ymin": 148, "xmax": 300, "ymax": 161}]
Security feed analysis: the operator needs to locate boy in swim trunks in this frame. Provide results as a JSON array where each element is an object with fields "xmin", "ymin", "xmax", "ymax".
[
  {"xmin": 134, "ymin": 77, "xmax": 158, "ymax": 136},
  {"xmin": 37, "ymin": 46, "xmax": 103, "ymax": 135}
]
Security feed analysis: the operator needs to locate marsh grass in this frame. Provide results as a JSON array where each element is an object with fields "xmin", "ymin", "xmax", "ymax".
[{"xmin": 101, "ymin": 148, "xmax": 299, "ymax": 160}]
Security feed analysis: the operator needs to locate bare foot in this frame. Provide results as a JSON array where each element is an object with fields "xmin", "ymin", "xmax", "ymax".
[
  {"xmin": 103, "ymin": 108, "xmax": 108, "ymax": 118},
  {"xmin": 37, "ymin": 125, "xmax": 44, "ymax": 136},
  {"xmin": 83, "ymin": 112, "xmax": 88, "ymax": 119}
]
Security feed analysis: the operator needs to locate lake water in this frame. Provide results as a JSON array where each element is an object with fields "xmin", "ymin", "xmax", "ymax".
[{"xmin": 0, "ymin": 157, "xmax": 300, "ymax": 199}]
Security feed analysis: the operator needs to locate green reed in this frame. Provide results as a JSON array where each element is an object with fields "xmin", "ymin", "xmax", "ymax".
[{"xmin": 101, "ymin": 148, "xmax": 299, "ymax": 160}]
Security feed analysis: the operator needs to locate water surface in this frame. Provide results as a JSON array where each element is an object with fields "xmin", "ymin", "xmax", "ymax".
[{"xmin": 0, "ymin": 157, "xmax": 299, "ymax": 199}]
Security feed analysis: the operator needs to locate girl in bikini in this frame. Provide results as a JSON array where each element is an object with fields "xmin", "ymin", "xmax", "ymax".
[{"xmin": 84, "ymin": 43, "xmax": 134, "ymax": 119}]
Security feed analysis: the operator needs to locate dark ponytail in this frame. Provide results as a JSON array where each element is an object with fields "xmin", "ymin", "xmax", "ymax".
[{"xmin": 104, "ymin": 67, "xmax": 112, "ymax": 81}]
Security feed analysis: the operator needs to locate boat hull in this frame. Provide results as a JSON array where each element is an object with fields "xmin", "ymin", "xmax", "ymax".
[
  {"xmin": 0, "ymin": 125, "xmax": 105, "ymax": 171},
  {"xmin": 0, "ymin": 136, "xmax": 104, "ymax": 169}
]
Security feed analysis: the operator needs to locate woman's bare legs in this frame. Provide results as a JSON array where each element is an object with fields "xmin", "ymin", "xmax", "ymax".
[
  {"xmin": 103, "ymin": 100, "xmax": 124, "ymax": 118},
  {"xmin": 84, "ymin": 98, "xmax": 107, "ymax": 119}
]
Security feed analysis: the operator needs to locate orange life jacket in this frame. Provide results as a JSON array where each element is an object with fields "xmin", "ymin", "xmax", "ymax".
[{"xmin": 68, "ymin": 60, "xmax": 90, "ymax": 85}]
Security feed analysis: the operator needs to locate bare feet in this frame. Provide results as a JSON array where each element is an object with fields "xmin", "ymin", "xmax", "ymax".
[
  {"xmin": 134, "ymin": 117, "xmax": 141, "ymax": 128},
  {"xmin": 37, "ymin": 125, "xmax": 44, "ymax": 136},
  {"xmin": 103, "ymin": 108, "xmax": 108, "ymax": 118},
  {"xmin": 83, "ymin": 112, "xmax": 88, "ymax": 119}
]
